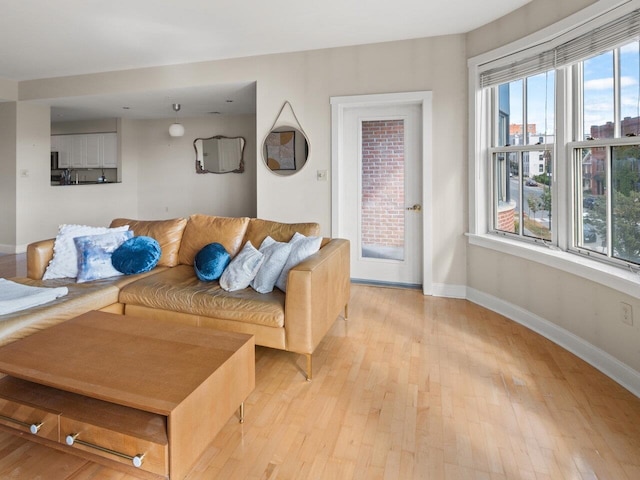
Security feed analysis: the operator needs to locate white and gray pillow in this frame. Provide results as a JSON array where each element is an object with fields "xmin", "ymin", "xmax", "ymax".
[
  {"xmin": 275, "ymin": 232, "xmax": 322, "ymax": 292},
  {"xmin": 219, "ymin": 241, "xmax": 264, "ymax": 292},
  {"xmin": 250, "ymin": 236, "xmax": 293, "ymax": 294}
]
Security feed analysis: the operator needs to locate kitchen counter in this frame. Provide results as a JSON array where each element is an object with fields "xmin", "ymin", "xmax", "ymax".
[{"xmin": 51, "ymin": 181, "xmax": 114, "ymax": 186}]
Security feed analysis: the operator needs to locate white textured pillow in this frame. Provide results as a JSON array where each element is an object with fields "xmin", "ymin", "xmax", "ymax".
[
  {"xmin": 219, "ymin": 241, "xmax": 264, "ymax": 292},
  {"xmin": 250, "ymin": 236, "xmax": 293, "ymax": 294},
  {"xmin": 275, "ymin": 232, "xmax": 322, "ymax": 292},
  {"xmin": 43, "ymin": 224, "xmax": 130, "ymax": 280}
]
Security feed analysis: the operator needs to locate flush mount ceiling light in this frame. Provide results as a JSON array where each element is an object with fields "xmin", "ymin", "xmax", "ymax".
[{"xmin": 169, "ymin": 103, "xmax": 185, "ymax": 137}]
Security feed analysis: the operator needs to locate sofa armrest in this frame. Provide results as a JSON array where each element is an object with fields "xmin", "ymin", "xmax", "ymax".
[
  {"xmin": 284, "ymin": 238, "xmax": 350, "ymax": 354},
  {"xmin": 27, "ymin": 239, "xmax": 55, "ymax": 280}
]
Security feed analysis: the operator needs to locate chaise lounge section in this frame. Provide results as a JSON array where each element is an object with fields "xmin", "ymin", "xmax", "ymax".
[{"xmin": 2, "ymin": 215, "xmax": 351, "ymax": 380}]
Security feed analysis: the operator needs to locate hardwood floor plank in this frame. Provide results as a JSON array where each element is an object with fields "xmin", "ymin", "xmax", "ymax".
[
  {"xmin": 0, "ymin": 257, "xmax": 639, "ymax": 479},
  {"xmin": 0, "ymin": 252, "xmax": 26, "ymax": 278}
]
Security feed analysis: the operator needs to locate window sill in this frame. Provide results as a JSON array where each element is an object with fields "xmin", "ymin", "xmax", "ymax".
[{"xmin": 467, "ymin": 233, "xmax": 640, "ymax": 300}]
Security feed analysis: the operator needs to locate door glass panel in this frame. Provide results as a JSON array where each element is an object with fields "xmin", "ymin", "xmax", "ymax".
[{"xmin": 360, "ymin": 119, "xmax": 405, "ymax": 261}]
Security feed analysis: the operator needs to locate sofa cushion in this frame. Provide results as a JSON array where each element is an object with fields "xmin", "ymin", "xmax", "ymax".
[
  {"xmin": 0, "ymin": 277, "xmax": 121, "ymax": 348},
  {"xmin": 243, "ymin": 218, "xmax": 320, "ymax": 248},
  {"xmin": 119, "ymin": 265, "xmax": 285, "ymax": 328},
  {"xmin": 194, "ymin": 243, "xmax": 230, "ymax": 281},
  {"xmin": 178, "ymin": 214, "xmax": 250, "ymax": 266},
  {"xmin": 112, "ymin": 236, "xmax": 162, "ymax": 275},
  {"xmin": 109, "ymin": 218, "xmax": 187, "ymax": 267}
]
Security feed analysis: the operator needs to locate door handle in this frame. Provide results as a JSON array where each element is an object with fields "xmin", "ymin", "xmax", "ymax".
[{"xmin": 406, "ymin": 204, "xmax": 422, "ymax": 211}]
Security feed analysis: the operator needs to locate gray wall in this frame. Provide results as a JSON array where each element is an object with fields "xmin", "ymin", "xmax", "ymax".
[
  {"xmin": 13, "ymin": 34, "xmax": 469, "ymax": 289},
  {"xmin": 0, "ymin": 103, "xmax": 17, "ymax": 250},
  {"xmin": 466, "ymin": 0, "xmax": 640, "ymax": 383}
]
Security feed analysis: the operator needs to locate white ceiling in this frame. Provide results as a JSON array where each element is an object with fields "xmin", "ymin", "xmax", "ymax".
[
  {"xmin": 1, "ymin": 0, "xmax": 531, "ymax": 120},
  {"xmin": 46, "ymin": 83, "xmax": 257, "ymax": 122}
]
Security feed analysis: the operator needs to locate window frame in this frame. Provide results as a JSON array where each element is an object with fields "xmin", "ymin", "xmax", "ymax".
[
  {"xmin": 468, "ymin": 0, "xmax": 640, "ymax": 300},
  {"xmin": 488, "ymin": 72, "xmax": 556, "ymax": 245}
]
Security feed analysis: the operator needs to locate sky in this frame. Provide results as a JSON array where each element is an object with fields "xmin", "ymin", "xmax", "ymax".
[
  {"xmin": 584, "ymin": 41, "xmax": 640, "ymax": 134},
  {"xmin": 502, "ymin": 39, "xmax": 640, "ymax": 140}
]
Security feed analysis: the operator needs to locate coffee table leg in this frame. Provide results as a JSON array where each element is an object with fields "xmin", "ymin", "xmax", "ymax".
[{"xmin": 239, "ymin": 402, "xmax": 245, "ymax": 424}]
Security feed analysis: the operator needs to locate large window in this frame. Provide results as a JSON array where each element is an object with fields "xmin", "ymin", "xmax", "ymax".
[
  {"xmin": 478, "ymin": 8, "xmax": 640, "ymax": 270},
  {"xmin": 492, "ymin": 72, "xmax": 554, "ymax": 242},
  {"xmin": 573, "ymin": 40, "xmax": 640, "ymax": 267}
]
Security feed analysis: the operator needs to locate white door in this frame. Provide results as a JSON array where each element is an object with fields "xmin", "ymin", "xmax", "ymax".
[{"xmin": 333, "ymin": 99, "xmax": 425, "ymax": 287}]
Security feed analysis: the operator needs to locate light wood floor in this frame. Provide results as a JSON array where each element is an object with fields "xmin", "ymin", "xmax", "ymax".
[{"xmin": 1, "ymin": 254, "xmax": 640, "ymax": 479}]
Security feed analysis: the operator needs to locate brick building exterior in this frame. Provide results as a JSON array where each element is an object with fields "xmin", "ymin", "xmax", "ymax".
[{"xmin": 361, "ymin": 120, "xmax": 405, "ymax": 248}]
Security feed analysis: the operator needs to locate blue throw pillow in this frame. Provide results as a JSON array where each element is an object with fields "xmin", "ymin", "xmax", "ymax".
[
  {"xmin": 111, "ymin": 236, "xmax": 161, "ymax": 275},
  {"xmin": 194, "ymin": 243, "xmax": 231, "ymax": 281}
]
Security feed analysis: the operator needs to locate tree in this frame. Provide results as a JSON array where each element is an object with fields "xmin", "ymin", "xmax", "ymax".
[
  {"xmin": 612, "ymin": 190, "xmax": 640, "ymax": 262},
  {"xmin": 527, "ymin": 194, "xmax": 539, "ymax": 220},
  {"xmin": 587, "ymin": 149, "xmax": 640, "ymax": 260},
  {"xmin": 541, "ymin": 186, "xmax": 552, "ymax": 214}
]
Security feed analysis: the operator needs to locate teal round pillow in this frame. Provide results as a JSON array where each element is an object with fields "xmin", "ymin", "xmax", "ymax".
[
  {"xmin": 111, "ymin": 236, "xmax": 161, "ymax": 274},
  {"xmin": 194, "ymin": 243, "xmax": 231, "ymax": 281}
]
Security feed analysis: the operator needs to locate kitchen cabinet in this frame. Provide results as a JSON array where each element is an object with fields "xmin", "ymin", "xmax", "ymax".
[
  {"xmin": 85, "ymin": 134, "xmax": 101, "ymax": 168},
  {"xmin": 52, "ymin": 135, "xmax": 71, "ymax": 168},
  {"xmin": 102, "ymin": 133, "xmax": 118, "ymax": 168},
  {"xmin": 70, "ymin": 135, "xmax": 86, "ymax": 168},
  {"xmin": 51, "ymin": 133, "xmax": 118, "ymax": 169}
]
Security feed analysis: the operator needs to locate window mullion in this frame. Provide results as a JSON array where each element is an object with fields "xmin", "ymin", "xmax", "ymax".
[
  {"xmin": 574, "ymin": 63, "xmax": 584, "ymax": 141},
  {"xmin": 614, "ymin": 48, "xmax": 621, "ymax": 138},
  {"xmin": 521, "ymin": 80, "xmax": 528, "ymax": 237},
  {"xmin": 556, "ymin": 67, "xmax": 569, "ymax": 250},
  {"xmin": 523, "ymin": 79, "xmax": 528, "ymax": 145},
  {"xmin": 519, "ymin": 152, "xmax": 524, "ymax": 235},
  {"xmin": 606, "ymin": 147, "xmax": 613, "ymax": 259}
]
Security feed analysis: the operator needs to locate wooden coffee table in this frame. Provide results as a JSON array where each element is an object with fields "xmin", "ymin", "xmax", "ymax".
[{"xmin": 0, "ymin": 311, "xmax": 255, "ymax": 479}]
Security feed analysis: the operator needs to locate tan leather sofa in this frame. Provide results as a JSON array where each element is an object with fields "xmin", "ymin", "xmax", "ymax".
[{"xmin": 4, "ymin": 215, "xmax": 350, "ymax": 380}]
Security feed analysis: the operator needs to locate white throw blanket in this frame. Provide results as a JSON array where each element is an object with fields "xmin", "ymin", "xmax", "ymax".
[{"xmin": 0, "ymin": 279, "xmax": 68, "ymax": 315}]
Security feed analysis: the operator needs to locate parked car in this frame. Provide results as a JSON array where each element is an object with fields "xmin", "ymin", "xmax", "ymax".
[
  {"xmin": 525, "ymin": 179, "xmax": 538, "ymax": 186},
  {"xmin": 583, "ymin": 223, "xmax": 597, "ymax": 243}
]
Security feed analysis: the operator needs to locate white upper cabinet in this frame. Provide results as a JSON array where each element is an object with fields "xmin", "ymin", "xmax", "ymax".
[
  {"xmin": 52, "ymin": 135, "xmax": 71, "ymax": 168},
  {"xmin": 102, "ymin": 133, "xmax": 118, "ymax": 168},
  {"xmin": 51, "ymin": 133, "xmax": 118, "ymax": 168},
  {"xmin": 70, "ymin": 135, "xmax": 87, "ymax": 168},
  {"xmin": 85, "ymin": 134, "xmax": 101, "ymax": 168}
]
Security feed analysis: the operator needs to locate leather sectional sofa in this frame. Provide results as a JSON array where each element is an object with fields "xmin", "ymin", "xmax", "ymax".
[{"xmin": 2, "ymin": 215, "xmax": 351, "ymax": 380}]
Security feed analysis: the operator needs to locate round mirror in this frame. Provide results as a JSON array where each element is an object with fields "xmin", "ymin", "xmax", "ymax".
[{"xmin": 262, "ymin": 126, "xmax": 309, "ymax": 175}]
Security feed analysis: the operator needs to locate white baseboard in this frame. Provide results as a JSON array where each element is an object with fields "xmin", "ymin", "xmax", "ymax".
[
  {"xmin": 0, "ymin": 244, "xmax": 27, "ymax": 254},
  {"xmin": 0, "ymin": 244, "xmax": 16, "ymax": 254},
  {"xmin": 431, "ymin": 283, "xmax": 467, "ymax": 298},
  {"xmin": 467, "ymin": 287, "xmax": 640, "ymax": 398}
]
